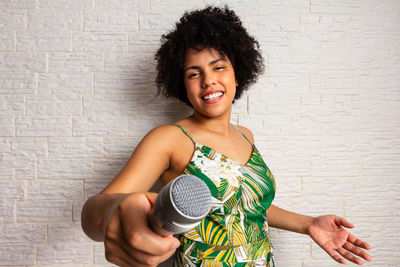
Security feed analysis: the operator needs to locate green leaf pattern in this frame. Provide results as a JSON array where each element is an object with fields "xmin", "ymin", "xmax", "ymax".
[{"xmin": 174, "ymin": 142, "xmax": 276, "ymax": 267}]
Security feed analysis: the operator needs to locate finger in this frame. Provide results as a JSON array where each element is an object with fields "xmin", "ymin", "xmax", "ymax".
[
  {"xmin": 104, "ymin": 238, "xmax": 138, "ymax": 267},
  {"xmin": 335, "ymin": 216, "xmax": 354, "ymax": 229},
  {"xmin": 337, "ymin": 247, "xmax": 362, "ymax": 265},
  {"xmin": 324, "ymin": 248, "xmax": 346, "ymax": 265},
  {"xmin": 343, "ymin": 241, "xmax": 372, "ymax": 262},
  {"xmin": 124, "ymin": 199, "xmax": 180, "ymax": 255},
  {"xmin": 347, "ymin": 233, "xmax": 372, "ymax": 251}
]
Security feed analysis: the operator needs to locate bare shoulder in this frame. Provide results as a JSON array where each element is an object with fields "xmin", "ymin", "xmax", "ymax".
[
  {"xmin": 236, "ymin": 125, "xmax": 255, "ymax": 144},
  {"xmin": 140, "ymin": 124, "xmax": 184, "ymax": 152}
]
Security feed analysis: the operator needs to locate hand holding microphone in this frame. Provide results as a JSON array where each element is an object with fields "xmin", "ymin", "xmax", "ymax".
[{"xmin": 149, "ymin": 174, "xmax": 212, "ymax": 236}]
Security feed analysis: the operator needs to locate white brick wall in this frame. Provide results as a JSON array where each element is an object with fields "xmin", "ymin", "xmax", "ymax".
[{"xmin": 0, "ymin": 0, "xmax": 398, "ymax": 266}]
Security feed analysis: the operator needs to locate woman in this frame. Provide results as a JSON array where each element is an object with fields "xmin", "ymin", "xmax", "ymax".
[{"xmin": 81, "ymin": 6, "xmax": 372, "ymax": 267}]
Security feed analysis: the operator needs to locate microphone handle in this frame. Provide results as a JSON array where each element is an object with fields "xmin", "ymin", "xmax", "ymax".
[{"xmin": 148, "ymin": 211, "xmax": 173, "ymax": 237}]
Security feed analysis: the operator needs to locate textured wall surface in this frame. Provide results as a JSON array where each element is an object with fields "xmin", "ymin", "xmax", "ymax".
[{"xmin": 0, "ymin": 0, "xmax": 399, "ymax": 266}]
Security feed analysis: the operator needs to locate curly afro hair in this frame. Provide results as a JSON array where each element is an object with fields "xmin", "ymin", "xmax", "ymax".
[{"xmin": 155, "ymin": 6, "xmax": 264, "ymax": 107}]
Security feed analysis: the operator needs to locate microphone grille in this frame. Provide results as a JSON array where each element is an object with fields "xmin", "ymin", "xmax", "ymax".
[{"xmin": 171, "ymin": 175, "xmax": 212, "ymax": 218}]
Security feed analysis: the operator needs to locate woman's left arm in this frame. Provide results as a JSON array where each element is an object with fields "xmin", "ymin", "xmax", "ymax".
[{"xmin": 266, "ymin": 204, "xmax": 372, "ymax": 265}]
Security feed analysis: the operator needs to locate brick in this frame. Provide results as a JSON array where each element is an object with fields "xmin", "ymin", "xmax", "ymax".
[
  {"xmin": 17, "ymin": 200, "xmax": 72, "ymax": 222},
  {"xmin": 47, "ymin": 137, "xmax": 102, "ymax": 158},
  {"xmin": 0, "ymin": 223, "xmax": 46, "ymax": 244},
  {"xmin": 0, "ymin": 138, "xmax": 46, "ymax": 179},
  {"xmin": 360, "ymin": 0, "xmax": 400, "ymax": 15},
  {"xmin": 93, "ymin": 158, "xmax": 126, "ymax": 179},
  {"xmin": 17, "ymin": 31, "xmax": 72, "ymax": 52},
  {"xmin": 0, "ymin": 117, "xmax": 14, "ymax": 136},
  {"xmin": 83, "ymin": 95, "xmax": 139, "ymax": 117},
  {"xmin": 96, "ymin": 0, "xmax": 139, "ymax": 9},
  {"xmin": 149, "ymin": 0, "xmax": 203, "ymax": 12},
  {"xmin": 103, "ymin": 137, "xmax": 140, "ymax": 159},
  {"xmin": 0, "ymin": 95, "xmax": 25, "ymax": 116},
  {"xmin": 249, "ymin": 94, "xmax": 301, "ymax": 116},
  {"xmin": 369, "ymin": 217, "xmax": 400, "ymax": 257},
  {"xmin": 38, "ymin": 157, "xmax": 92, "ymax": 179},
  {"xmin": 275, "ymin": 177, "xmax": 301, "ymax": 199},
  {"xmin": 95, "ymin": 72, "xmax": 148, "ymax": 93},
  {"xmin": 0, "ymin": 243, "xmax": 35, "ymax": 265},
  {"xmin": 257, "ymin": 54, "xmax": 318, "ymax": 94},
  {"xmin": 258, "ymin": 0, "xmax": 308, "ymax": 13},
  {"xmin": 310, "ymin": 0, "xmax": 361, "ymax": 14},
  {"xmin": 266, "ymin": 135, "xmax": 320, "ymax": 177},
  {"xmin": 28, "ymin": 180, "xmax": 83, "ymax": 200},
  {"xmin": 344, "ymin": 177, "xmax": 397, "ymax": 216},
  {"xmin": 0, "ymin": 0, "xmax": 36, "ymax": 8},
  {"xmin": 311, "ymin": 55, "xmax": 369, "ymax": 95},
  {"xmin": 311, "ymin": 136, "xmax": 370, "ymax": 177},
  {"xmin": 49, "ymin": 52, "xmax": 103, "ymax": 73},
  {"xmin": 0, "ymin": 181, "xmax": 25, "ymax": 200},
  {"xmin": 269, "ymin": 229, "xmax": 310, "ymax": 259},
  {"xmin": 85, "ymin": 180, "xmax": 110, "ymax": 197},
  {"xmin": 292, "ymin": 15, "xmax": 348, "ymax": 55},
  {"xmin": 84, "ymin": 10, "xmax": 138, "ymax": 32},
  {"xmin": 129, "ymin": 94, "xmax": 192, "ymax": 117},
  {"xmin": 105, "ymin": 53, "xmax": 153, "ymax": 73},
  {"xmin": 0, "ymin": 53, "xmax": 47, "ymax": 73},
  {"xmin": 292, "ymin": 194, "xmax": 343, "ymax": 217},
  {"xmin": 246, "ymin": 15, "xmax": 299, "ymax": 53},
  {"xmin": 293, "ymin": 95, "xmax": 351, "ymax": 135},
  {"xmin": 16, "ymin": 116, "xmax": 72, "ymax": 137},
  {"xmin": 139, "ymin": 13, "xmax": 181, "ymax": 31},
  {"xmin": 361, "ymin": 55, "xmax": 400, "ymax": 94},
  {"xmin": 38, "ymin": 73, "xmax": 93, "ymax": 94},
  {"xmin": 129, "ymin": 31, "xmax": 163, "ymax": 52},
  {"xmin": 39, "ymin": 0, "xmax": 93, "ymax": 9},
  {"xmin": 0, "ymin": 138, "xmax": 46, "ymax": 158},
  {"xmin": 0, "ymin": 10, "xmax": 26, "ymax": 30},
  {"xmin": 74, "ymin": 32, "xmax": 128, "ymax": 52},
  {"xmin": 73, "ymin": 115, "xmax": 127, "ymax": 136},
  {"xmin": 302, "ymin": 177, "xmax": 353, "ymax": 198},
  {"xmin": 0, "ymin": 199, "xmax": 14, "ymax": 222},
  {"xmin": 94, "ymin": 242, "xmax": 108, "ymax": 264},
  {"xmin": 231, "ymin": 94, "xmax": 247, "ymax": 115},
  {"xmin": 36, "ymin": 223, "xmax": 92, "ymax": 264},
  {"xmin": 393, "ymin": 35, "xmax": 400, "ymax": 56},
  {"xmin": 342, "ymin": 95, "xmax": 400, "ymax": 136},
  {"xmin": 342, "ymin": 16, "xmax": 396, "ymax": 55},
  {"xmin": 27, "ymin": 95, "xmax": 81, "ymax": 116},
  {"xmin": 238, "ymin": 114, "xmax": 291, "ymax": 138},
  {"xmin": 27, "ymin": 10, "xmax": 82, "ymax": 32},
  {"xmin": 0, "ymin": 73, "xmax": 36, "ymax": 93},
  {"xmin": 128, "ymin": 114, "xmax": 187, "ymax": 137},
  {"xmin": 0, "ymin": 30, "xmax": 14, "ymax": 51},
  {"xmin": 73, "ymin": 200, "xmax": 84, "ymax": 222}
]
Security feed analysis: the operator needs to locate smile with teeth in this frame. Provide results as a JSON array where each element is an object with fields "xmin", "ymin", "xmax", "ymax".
[{"xmin": 202, "ymin": 92, "xmax": 223, "ymax": 101}]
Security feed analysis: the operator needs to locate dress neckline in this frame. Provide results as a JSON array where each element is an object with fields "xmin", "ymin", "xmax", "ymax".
[{"xmin": 194, "ymin": 141, "xmax": 256, "ymax": 167}]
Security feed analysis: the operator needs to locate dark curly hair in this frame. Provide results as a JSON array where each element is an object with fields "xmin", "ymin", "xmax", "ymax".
[{"xmin": 155, "ymin": 6, "xmax": 264, "ymax": 107}]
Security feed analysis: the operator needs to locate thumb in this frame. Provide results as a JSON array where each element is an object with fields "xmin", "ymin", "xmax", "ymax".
[{"xmin": 335, "ymin": 216, "xmax": 354, "ymax": 229}]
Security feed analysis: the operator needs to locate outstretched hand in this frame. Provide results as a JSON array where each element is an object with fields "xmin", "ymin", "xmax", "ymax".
[{"xmin": 307, "ymin": 215, "xmax": 372, "ymax": 265}]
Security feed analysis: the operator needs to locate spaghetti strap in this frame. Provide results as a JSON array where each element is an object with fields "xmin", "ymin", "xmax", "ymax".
[
  {"xmin": 171, "ymin": 123, "xmax": 196, "ymax": 144},
  {"xmin": 234, "ymin": 125, "xmax": 253, "ymax": 145}
]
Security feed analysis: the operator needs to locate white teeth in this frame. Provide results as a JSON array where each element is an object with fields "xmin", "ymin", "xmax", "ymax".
[{"xmin": 203, "ymin": 92, "xmax": 223, "ymax": 101}]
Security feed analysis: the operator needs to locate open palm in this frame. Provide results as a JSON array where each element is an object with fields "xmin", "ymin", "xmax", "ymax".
[{"xmin": 307, "ymin": 215, "xmax": 372, "ymax": 265}]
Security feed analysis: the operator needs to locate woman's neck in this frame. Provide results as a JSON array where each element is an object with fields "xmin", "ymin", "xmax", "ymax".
[{"xmin": 189, "ymin": 110, "xmax": 233, "ymax": 136}]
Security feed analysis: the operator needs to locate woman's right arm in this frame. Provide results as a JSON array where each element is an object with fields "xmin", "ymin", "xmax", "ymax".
[{"xmin": 81, "ymin": 125, "xmax": 181, "ymax": 266}]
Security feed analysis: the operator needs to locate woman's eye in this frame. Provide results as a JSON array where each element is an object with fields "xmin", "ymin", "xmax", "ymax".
[
  {"xmin": 188, "ymin": 72, "xmax": 199, "ymax": 79},
  {"xmin": 215, "ymin": 66, "xmax": 225, "ymax": 71}
]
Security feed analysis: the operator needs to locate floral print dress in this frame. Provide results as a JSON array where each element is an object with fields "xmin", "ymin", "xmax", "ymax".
[{"xmin": 171, "ymin": 124, "xmax": 276, "ymax": 267}]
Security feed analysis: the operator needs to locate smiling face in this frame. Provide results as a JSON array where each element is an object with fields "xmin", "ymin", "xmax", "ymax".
[{"xmin": 183, "ymin": 47, "xmax": 237, "ymax": 119}]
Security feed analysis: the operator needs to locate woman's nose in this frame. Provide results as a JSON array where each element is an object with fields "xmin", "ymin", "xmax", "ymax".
[{"xmin": 201, "ymin": 71, "xmax": 216, "ymax": 88}]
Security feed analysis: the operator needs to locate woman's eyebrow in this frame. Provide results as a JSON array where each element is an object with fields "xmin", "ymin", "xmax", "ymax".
[{"xmin": 184, "ymin": 58, "xmax": 227, "ymax": 73}]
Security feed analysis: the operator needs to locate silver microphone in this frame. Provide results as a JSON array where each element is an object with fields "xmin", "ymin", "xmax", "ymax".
[{"xmin": 148, "ymin": 174, "xmax": 212, "ymax": 236}]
